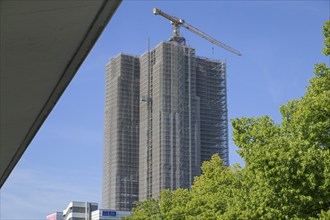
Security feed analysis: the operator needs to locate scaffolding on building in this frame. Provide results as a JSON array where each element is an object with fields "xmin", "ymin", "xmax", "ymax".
[
  {"xmin": 103, "ymin": 54, "xmax": 140, "ymax": 211},
  {"xmin": 104, "ymin": 41, "xmax": 229, "ymax": 208},
  {"xmin": 139, "ymin": 41, "xmax": 228, "ymax": 200},
  {"xmin": 195, "ymin": 56, "xmax": 229, "ymax": 166}
]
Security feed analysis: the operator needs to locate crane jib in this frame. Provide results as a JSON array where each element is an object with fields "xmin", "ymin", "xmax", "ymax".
[{"xmin": 153, "ymin": 8, "xmax": 242, "ymax": 56}]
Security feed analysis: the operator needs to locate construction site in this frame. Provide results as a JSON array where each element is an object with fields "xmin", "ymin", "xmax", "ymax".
[{"xmin": 102, "ymin": 8, "xmax": 240, "ymax": 211}]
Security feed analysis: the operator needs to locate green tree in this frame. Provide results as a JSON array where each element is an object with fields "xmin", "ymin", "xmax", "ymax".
[
  {"xmin": 323, "ymin": 20, "xmax": 330, "ymax": 55},
  {"xmin": 185, "ymin": 155, "xmax": 240, "ymax": 219},
  {"xmin": 127, "ymin": 21, "xmax": 330, "ymax": 220},
  {"xmin": 125, "ymin": 198, "xmax": 161, "ymax": 220},
  {"xmin": 230, "ymin": 20, "xmax": 330, "ymax": 219}
]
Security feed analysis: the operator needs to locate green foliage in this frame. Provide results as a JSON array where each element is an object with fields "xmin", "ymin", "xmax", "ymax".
[
  {"xmin": 323, "ymin": 20, "xmax": 330, "ymax": 55},
  {"xmin": 124, "ymin": 198, "xmax": 161, "ymax": 220},
  {"xmin": 186, "ymin": 155, "xmax": 239, "ymax": 219},
  {"xmin": 127, "ymin": 20, "xmax": 330, "ymax": 220}
]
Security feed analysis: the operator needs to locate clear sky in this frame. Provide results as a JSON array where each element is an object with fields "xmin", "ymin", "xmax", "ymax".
[{"xmin": 1, "ymin": 1, "xmax": 329, "ymax": 219}]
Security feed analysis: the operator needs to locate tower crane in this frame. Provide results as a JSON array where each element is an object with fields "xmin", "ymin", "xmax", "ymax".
[{"xmin": 153, "ymin": 8, "xmax": 242, "ymax": 56}]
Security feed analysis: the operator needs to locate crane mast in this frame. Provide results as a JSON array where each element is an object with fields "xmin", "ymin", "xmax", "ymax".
[{"xmin": 153, "ymin": 8, "xmax": 242, "ymax": 56}]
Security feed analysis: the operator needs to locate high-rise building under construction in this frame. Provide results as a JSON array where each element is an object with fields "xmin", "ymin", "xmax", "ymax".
[
  {"xmin": 102, "ymin": 54, "xmax": 140, "ymax": 211},
  {"xmin": 102, "ymin": 41, "xmax": 228, "ymax": 210}
]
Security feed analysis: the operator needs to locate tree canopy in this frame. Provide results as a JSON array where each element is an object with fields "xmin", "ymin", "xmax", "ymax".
[{"xmin": 126, "ymin": 21, "xmax": 330, "ymax": 220}]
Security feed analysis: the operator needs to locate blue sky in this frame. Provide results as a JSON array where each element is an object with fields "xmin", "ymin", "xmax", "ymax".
[{"xmin": 1, "ymin": 1, "xmax": 329, "ymax": 219}]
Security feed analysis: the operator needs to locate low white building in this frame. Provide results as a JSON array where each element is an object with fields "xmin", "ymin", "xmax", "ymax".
[
  {"xmin": 63, "ymin": 201, "xmax": 98, "ymax": 220},
  {"xmin": 91, "ymin": 209, "xmax": 130, "ymax": 220}
]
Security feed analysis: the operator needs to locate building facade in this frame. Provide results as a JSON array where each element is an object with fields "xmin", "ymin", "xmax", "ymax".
[
  {"xmin": 62, "ymin": 201, "xmax": 98, "ymax": 220},
  {"xmin": 102, "ymin": 54, "xmax": 140, "ymax": 211},
  {"xmin": 195, "ymin": 57, "xmax": 228, "ymax": 165},
  {"xmin": 138, "ymin": 41, "xmax": 228, "ymax": 200},
  {"xmin": 139, "ymin": 42, "xmax": 202, "ymax": 200},
  {"xmin": 102, "ymin": 41, "xmax": 228, "ymax": 209},
  {"xmin": 91, "ymin": 209, "xmax": 130, "ymax": 220},
  {"xmin": 48, "ymin": 202, "xmax": 129, "ymax": 220},
  {"xmin": 46, "ymin": 212, "xmax": 63, "ymax": 220}
]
